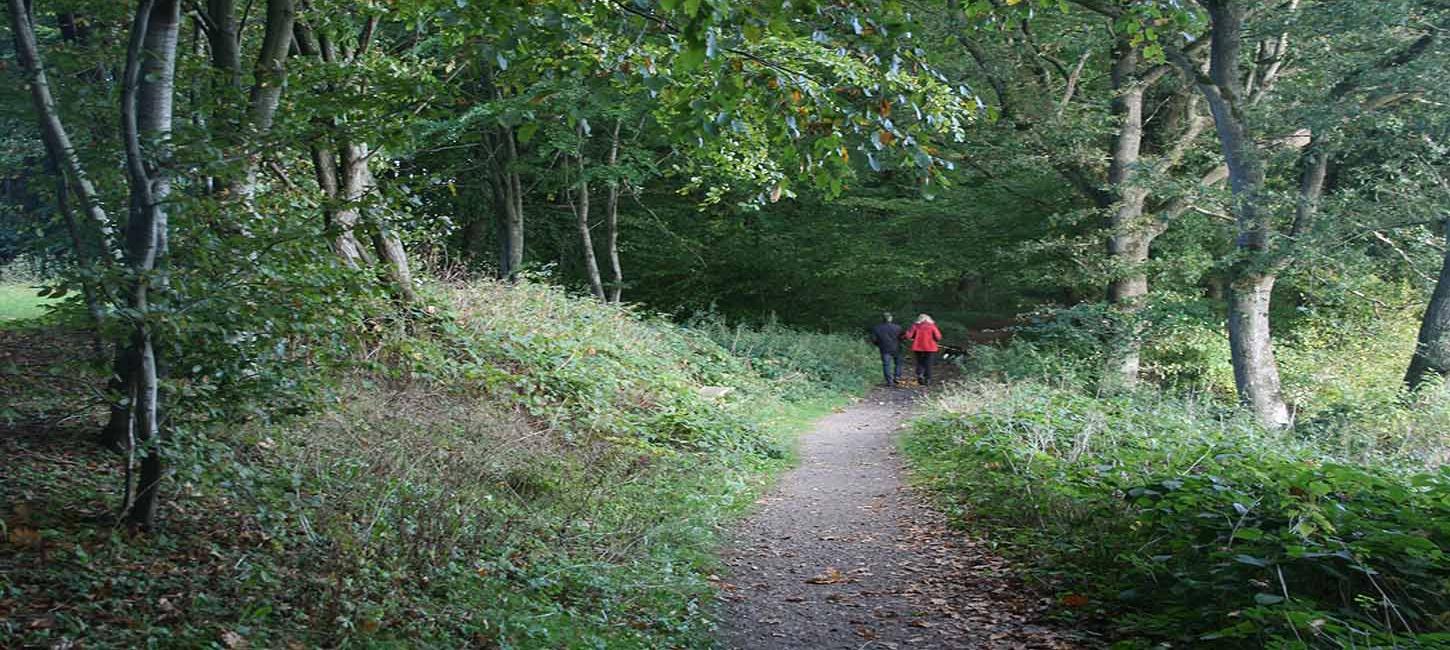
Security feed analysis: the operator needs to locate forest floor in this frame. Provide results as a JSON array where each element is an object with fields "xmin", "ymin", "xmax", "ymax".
[{"xmin": 716, "ymin": 384, "xmax": 1087, "ymax": 649}]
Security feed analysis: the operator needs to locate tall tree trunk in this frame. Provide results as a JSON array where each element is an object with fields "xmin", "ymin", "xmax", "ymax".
[
  {"xmin": 117, "ymin": 0, "xmax": 181, "ymax": 529},
  {"xmin": 481, "ymin": 65, "xmax": 524, "ymax": 279},
  {"xmin": 309, "ymin": 141, "xmax": 368, "ymax": 266},
  {"xmin": 1407, "ymin": 218, "xmax": 1450, "ymax": 391},
  {"xmin": 484, "ymin": 130, "xmax": 525, "ymax": 279},
  {"xmin": 340, "ymin": 141, "xmax": 416, "ymax": 303},
  {"xmin": 53, "ymin": 167, "xmax": 106, "ymax": 356},
  {"xmin": 1102, "ymin": 46, "xmax": 1153, "ymax": 390},
  {"xmin": 235, "ymin": 0, "xmax": 294, "ymax": 202},
  {"xmin": 604, "ymin": 120, "xmax": 623, "ymax": 303},
  {"xmin": 1183, "ymin": 0, "xmax": 1293, "ymax": 427},
  {"xmin": 203, "ymin": 0, "xmax": 293, "ymax": 202},
  {"xmin": 1227, "ymin": 273, "xmax": 1290, "ymax": 425},
  {"xmin": 205, "ymin": 0, "xmax": 241, "ymax": 86},
  {"xmin": 573, "ymin": 151, "xmax": 606, "ymax": 301},
  {"xmin": 292, "ymin": 15, "xmax": 412, "ymax": 299}
]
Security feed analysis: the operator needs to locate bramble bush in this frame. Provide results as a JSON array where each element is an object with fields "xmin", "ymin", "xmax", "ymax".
[{"xmin": 905, "ymin": 378, "xmax": 1450, "ymax": 648}]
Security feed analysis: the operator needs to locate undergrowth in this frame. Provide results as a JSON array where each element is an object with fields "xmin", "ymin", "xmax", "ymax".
[
  {"xmin": 1, "ymin": 280, "xmax": 875, "ymax": 648},
  {"xmin": 904, "ymin": 377, "xmax": 1450, "ymax": 648}
]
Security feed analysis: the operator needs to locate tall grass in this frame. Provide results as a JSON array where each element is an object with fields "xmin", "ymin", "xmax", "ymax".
[{"xmin": 906, "ymin": 378, "xmax": 1450, "ymax": 648}]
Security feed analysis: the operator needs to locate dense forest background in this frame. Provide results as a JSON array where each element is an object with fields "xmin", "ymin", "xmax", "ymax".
[{"xmin": 2, "ymin": 0, "xmax": 1449, "ymax": 647}]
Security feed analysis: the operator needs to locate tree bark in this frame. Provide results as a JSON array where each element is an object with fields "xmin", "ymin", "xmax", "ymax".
[
  {"xmin": 1184, "ymin": 0, "xmax": 1293, "ymax": 426},
  {"xmin": 309, "ymin": 143, "xmax": 368, "ymax": 266},
  {"xmin": 484, "ymin": 129, "xmax": 525, "ymax": 279},
  {"xmin": 573, "ymin": 146, "xmax": 606, "ymax": 301},
  {"xmin": 116, "ymin": 0, "xmax": 181, "ymax": 530},
  {"xmin": 1101, "ymin": 46, "xmax": 1154, "ymax": 390},
  {"xmin": 1407, "ymin": 218, "xmax": 1450, "ymax": 391},
  {"xmin": 234, "ymin": 0, "xmax": 295, "ymax": 202},
  {"xmin": 481, "ymin": 64, "xmax": 524, "ymax": 279},
  {"xmin": 205, "ymin": 0, "xmax": 241, "ymax": 86},
  {"xmin": 604, "ymin": 120, "xmax": 624, "ymax": 303},
  {"xmin": 1228, "ymin": 273, "xmax": 1290, "ymax": 425},
  {"xmin": 293, "ymin": 13, "xmax": 413, "ymax": 300}
]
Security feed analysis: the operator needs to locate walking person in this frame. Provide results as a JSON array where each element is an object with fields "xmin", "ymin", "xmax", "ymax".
[
  {"xmin": 903, "ymin": 314, "xmax": 943, "ymax": 386},
  {"xmin": 869, "ymin": 312, "xmax": 904, "ymax": 386}
]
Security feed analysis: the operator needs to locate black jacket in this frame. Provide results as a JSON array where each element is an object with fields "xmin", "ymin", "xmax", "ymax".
[{"xmin": 870, "ymin": 322, "xmax": 903, "ymax": 353}]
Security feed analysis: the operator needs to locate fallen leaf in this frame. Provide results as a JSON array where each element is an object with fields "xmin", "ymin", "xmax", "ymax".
[
  {"xmin": 221, "ymin": 631, "xmax": 248, "ymax": 649},
  {"xmin": 805, "ymin": 567, "xmax": 848, "ymax": 584}
]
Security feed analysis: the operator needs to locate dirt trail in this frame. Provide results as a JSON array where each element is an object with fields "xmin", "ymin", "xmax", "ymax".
[{"xmin": 716, "ymin": 387, "xmax": 1084, "ymax": 649}]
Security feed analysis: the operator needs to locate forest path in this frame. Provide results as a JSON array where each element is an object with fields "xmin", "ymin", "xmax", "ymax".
[{"xmin": 716, "ymin": 386, "xmax": 1082, "ymax": 649}]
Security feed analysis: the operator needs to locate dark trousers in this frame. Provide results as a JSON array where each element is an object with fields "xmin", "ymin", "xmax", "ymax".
[
  {"xmin": 880, "ymin": 349, "xmax": 903, "ymax": 384},
  {"xmin": 914, "ymin": 351, "xmax": 935, "ymax": 385}
]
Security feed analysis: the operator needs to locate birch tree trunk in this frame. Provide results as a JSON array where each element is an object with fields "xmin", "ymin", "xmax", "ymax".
[
  {"xmin": 573, "ymin": 148, "xmax": 606, "ymax": 301},
  {"xmin": 117, "ymin": 0, "xmax": 181, "ymax": 529},
  {"xmin": 604, "ymin": 120, "xmax": 624, "ymax": 303}
]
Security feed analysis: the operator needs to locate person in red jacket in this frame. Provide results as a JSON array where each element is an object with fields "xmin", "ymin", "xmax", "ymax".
[{"xmin": 902, "ymin": 314, "xmax": 943, "ymax": 386}]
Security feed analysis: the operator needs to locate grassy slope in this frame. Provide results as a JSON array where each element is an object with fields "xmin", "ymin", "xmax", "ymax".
[
  {"xmin": 903, "ymin": 378, "xmax": 1450, "ymax": 648},
  {"xmin": 0, "ymin": 280, "xmax": 875, "ymax": 649},
  {"xmin": 0, "ymin": 283, "xmax": 54, "ymax": 322}
]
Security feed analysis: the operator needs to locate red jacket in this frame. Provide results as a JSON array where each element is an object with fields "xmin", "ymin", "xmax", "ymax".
[{"xmin": 904, "ymin": 322, "xmax": 942, "ymax": 353}]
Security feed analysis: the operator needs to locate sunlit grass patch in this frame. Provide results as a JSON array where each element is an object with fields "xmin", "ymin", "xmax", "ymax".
[{"xmin": 0, "ymin": 283, "xmax": 54, "ymax": 323}]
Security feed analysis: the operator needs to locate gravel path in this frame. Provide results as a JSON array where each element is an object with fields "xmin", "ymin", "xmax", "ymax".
[{"xmin": 716, "ymin": 387, "xmax": 1085, "ymax": 649}]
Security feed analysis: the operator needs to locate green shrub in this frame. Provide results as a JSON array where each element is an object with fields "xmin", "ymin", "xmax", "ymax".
[
  {"xmin": 686, "ymin": 313, "xmax": 878, "ymax": 399},
  {"xmin": 905, "ymin": 381, "xmax": 1450, "ymax": 648},
  {"xmin": 2, "ymin": 278, "xmax": 872, "ymax": 649}
]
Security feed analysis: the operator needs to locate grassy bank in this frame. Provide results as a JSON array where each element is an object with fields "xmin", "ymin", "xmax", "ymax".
[
  {"xmin": 1, "ymin": 280, "xmax": 875, "ymax": 648},
  {"xmin": 904, "ymin": 377, "xmax": 1450, "ymax": 648},
  {"xmin": 0, "ymin": 283, "xmax": 53, "ymax": 322}
]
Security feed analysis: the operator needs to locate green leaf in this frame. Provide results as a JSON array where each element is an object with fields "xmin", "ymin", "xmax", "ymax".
[
  {"xmin": 677, "ymin": 44, "xmax": 707, "ymax": 71},
  {"xmin": 1233, "ymin": 554, "xmax": 1269, "ymax": 567},
  {"xmin": 516, "ymin": 123, "xmax": 539, "ymax": 144}
]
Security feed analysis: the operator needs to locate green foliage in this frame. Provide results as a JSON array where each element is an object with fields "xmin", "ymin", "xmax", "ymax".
[
  {"xmin": 1, "ymin": 279, "xmax": 871, "ymax": 648},
  {"xmin": 905, "ymin": 380, "xmax": 1450, "ymax": 647},
  {"xmin": 687, "ymin": 312, "xmax": 878, "ymax": 398}
]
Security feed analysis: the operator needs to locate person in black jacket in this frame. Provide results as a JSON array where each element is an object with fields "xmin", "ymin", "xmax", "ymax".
[{"xmin": 869, "ymin": 313, "xmax": 904, "ymax": 386}]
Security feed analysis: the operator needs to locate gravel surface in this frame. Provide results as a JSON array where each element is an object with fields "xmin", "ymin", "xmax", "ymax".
[{"xmin": 716, "ymin": 386, "xmax": 1086, "ymax": 649}]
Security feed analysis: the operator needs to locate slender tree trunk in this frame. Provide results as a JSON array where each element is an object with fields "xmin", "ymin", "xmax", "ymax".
[
  {"xmin": 117, "ymin": 0, "xmax": 181, "ymax": 530},
  {"xmin": 1406, "ymin": 218, "xmax": 1450, "ymax": 391},
  {"xmin": 234, "ymin": 0, "xmax": 294, "ymax": 202},
  {"xmin": 573, "ymin": 151, "xmax": 606, "ymax": 300},
  {"xmin": 499, "ymin": 131, "xmax": 525, "ymax": 279},
  {"xmin": 480, "ymin": 65, "xmax": 524, "ymax": 279},
  {"xmin": 53, "ymin": 167, "xmax": 106, "ymax": 357},
  {"xmin": 1102, "ymin": 46, "xmax": 1154, "ymax": 390},
  {"xmin": 484, "ymin": 130, "xmax": 525, "ymax": 280},
  {"xmin": 7, "ymin": 0, "xmax": 114, "ymax": 250},
  {"xmin": 294, "ymin": 14, "xmax": 412, "ymax": 298},
  {"xmin": 309, "ymin": 143, "xmax": 367, "ymax": 266},
  {"xmin": 604, "ymin": 120, "xmax": 623, "ymax": 303},
  {"xmin": 340, "ymin": 141, "xmax": 416, "ymax": 302}
]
